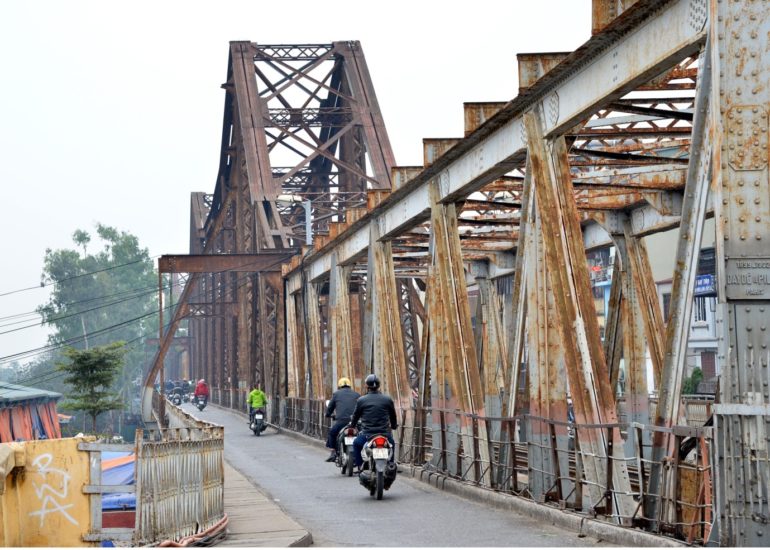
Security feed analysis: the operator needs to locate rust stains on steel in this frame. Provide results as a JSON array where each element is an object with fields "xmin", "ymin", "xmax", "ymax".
[{"xmin": 147, "ymin": 0, "xmax": 770, "ymax": 543}]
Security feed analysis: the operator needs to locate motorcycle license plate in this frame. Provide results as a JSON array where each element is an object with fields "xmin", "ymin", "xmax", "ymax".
[
  {"xmin": 255, "ymin": 414, "xmax": 263, "ymax": 420},
  {"xmin": 344, "ymin": 437, "xmax": 356, "ymax": 445},
  {"xmin": 372, "ymin": 448, "xmax": 389, "ymax": 459}
]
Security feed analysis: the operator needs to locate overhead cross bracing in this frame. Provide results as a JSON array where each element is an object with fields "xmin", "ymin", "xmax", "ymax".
[{"xmin": 145, "ymin": 0, "xmax": 770, "ymax": 545}]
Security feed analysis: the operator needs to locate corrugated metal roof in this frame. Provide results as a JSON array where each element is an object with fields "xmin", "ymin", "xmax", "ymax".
[{"xmin": 0, "ymin": 381, "xmax": 62, "ymax": 406}]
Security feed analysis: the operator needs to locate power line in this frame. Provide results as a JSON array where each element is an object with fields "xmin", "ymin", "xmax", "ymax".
[
  {"xmin": 0, "ymin": 280, "xmax": 171, "ymax": 323},
  {"xmin": 0, "ymin": 319, "xmax": 176, "ymax": 396},
  {"xmin": 0, "ymin": 306, "xmax": 167, "ymax": 365},
  {"xmin": 0, "ymin": 286, "xmax": 162, "ymax": 334},
  {"xmin": 0, "ymin": 262, "xmax": 275, "ymax": 370},
  {"xmin": 0, "ymin": 256, "xmax": 159, "ymax": 298}
]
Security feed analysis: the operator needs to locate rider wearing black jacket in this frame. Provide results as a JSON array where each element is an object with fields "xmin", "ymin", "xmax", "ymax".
[
  {"xmin": 349, "ymin": 374, "xmax": 398, "ymax": 471},
  {"xmin": 324, "ymin": 378, "xmax": 360, "ymax": 461}
]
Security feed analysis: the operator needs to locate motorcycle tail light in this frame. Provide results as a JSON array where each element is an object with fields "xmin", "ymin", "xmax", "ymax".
[
  {"xmin": 346, "ymin": 428, "xmax": 356, "ymax": 436},
  {"xmin": 373, "ymin": 436, "xmax": 388, "ymax": 447}
]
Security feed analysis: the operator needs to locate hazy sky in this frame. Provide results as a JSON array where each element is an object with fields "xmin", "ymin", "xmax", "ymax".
[{"xmin": 0, "ymin": 0, "xmax": 590, "ymax": 365}]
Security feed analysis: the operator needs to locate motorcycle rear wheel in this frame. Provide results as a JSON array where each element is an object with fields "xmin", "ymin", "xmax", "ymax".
[
  {"xmin": 347, "ymin": 450, "xmax": 354, "ymax": 477},
  {"xmin": 376, "ymin": 471, "xmax": 384, "ymax": 500}
]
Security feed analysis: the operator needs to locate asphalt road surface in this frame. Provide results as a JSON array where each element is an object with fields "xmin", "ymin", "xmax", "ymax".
[{"xmin": 184, "ymin": 403, "xmax": 608, "ymax": 547}]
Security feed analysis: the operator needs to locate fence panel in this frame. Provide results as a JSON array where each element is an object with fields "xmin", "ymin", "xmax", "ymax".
[{"xmin": 134, "ymin": 426, "xmax": 224, "ymax": 545}]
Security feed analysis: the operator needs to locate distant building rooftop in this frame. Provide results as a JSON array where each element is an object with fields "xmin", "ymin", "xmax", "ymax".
[{"xmin": 0, "ymin": 381, "xmax": 62, "ymax": 408}]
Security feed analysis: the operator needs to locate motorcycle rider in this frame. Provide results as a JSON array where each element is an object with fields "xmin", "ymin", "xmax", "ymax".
[
  {"xmin": 194, "ymin": 378, "xmax": 209, "ymax": 407},
  {"xmin": 247, "ymin": 382, "xmax": 268, "ymax": 423},
  {"xmin": 348, "ymin": 374, "xmax": 397, "ymax": 472},
  {"xmin": 324, "ymin": 377, "xmax": 360, "ymax": 462}
]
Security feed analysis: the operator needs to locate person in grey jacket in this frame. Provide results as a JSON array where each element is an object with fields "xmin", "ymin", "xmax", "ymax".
[{"xmin": 324, "ymin": 377, "xmax": 360, "ymax": 462}]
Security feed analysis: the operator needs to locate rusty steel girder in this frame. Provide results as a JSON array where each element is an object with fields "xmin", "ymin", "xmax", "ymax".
[{"xmin": 152, "ymin": 0, "xmax": 770, "ymax": 544}]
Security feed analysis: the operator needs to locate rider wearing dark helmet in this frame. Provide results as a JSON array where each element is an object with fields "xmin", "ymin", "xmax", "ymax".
[
  {"xmin": 348, "ymin": 373, "xmax": 398, "ymax": 472},
  {"xmin": 324, "ymin": 377, "xmax": 360, "ymax": 462}
]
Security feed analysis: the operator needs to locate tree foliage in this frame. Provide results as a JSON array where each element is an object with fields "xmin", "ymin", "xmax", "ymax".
[
  {"xmin": 57, "ymin": 342, "xmax": 127, "ymax": 432},
  {"xmin": 33, "ymin": 224, "xmax": 158, "ymax": 411},
  {"xmin": 682, "ymin": 367, "xmax": 704, "ymax": 395}
]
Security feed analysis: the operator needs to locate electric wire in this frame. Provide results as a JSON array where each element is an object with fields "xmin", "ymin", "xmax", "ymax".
[
  {"xmin": 0, "ymin": 317, "xmax": 178, "ymax": 395},
  {"xmin": 0, "ymin": 256, "xmax": 282, "ymax": 390},
  {"xmin": 0, "ymin": 286, "xmax": 168, "ymax": 334},
  {"xmin": 0, "ymin": 280, "xmax": 172, "ymax": 323},
  {"xmin": 0, "ymin": 255, "xmax": 158, "ymax": 297}
]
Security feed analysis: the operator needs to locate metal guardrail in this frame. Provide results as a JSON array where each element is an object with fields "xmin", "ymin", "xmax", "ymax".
[
  {"xmin": 274, "ymin": 396, "xmax": 713, "ymax": 545},
  {"xmin": 134, "ymin": 397, "xmax": 226, "ymax": 545},
  {"xmin": 134, "ymin": 427, "xmax": 224, "ymax": 545}
]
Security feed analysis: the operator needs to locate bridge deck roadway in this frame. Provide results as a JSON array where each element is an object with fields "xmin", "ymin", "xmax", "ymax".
[{"xmin": 183, "ymin": 403, "xmax": 609, "ymax": 547}]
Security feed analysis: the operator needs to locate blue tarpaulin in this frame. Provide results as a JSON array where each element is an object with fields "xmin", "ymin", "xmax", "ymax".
[{"xmin": 101, "ymin": 451, "xmax": 136, "ymax": 511}]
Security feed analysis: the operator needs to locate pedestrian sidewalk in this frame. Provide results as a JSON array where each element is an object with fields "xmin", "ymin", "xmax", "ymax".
[{"xmin": 218, "ymin": 460, "xmax": 312, "ymax": 547}]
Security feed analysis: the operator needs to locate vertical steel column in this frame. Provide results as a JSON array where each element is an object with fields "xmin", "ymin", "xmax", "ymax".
[
  {"xmin": 712, "ymin": 1, "xmax": 770, "ymax": 545},
  {"xmin": 498, "ymin": 165, "xmax": 533, "ymax": 490},
  {"xmin": 524, "ymin": 108, "xmax": 634, "ymax": 521},
  {"xmin": 303, "ymin": 277, "xmax": 325, "ymax": 399},
  {"xmin": 624, "ymin": 222, "xmax": 665, "ymax": 391},
  {"xmin": 295, "ymin": 292, "xmax": 310, "ymax": 398},
  {"xmin": 428, "ymin": 181, "xmax": 491, "ymax": 485},
  {"xmin": 611, "ymin": 227, "xmax": 652, "ymax": 458},
  {"xmin": 285, "ymin": 290, "xmax": 304, "ymax": 398},
  {"xmin": 368, "ymin": 219, "xmax": 413, "ymax": 461},
  {"xmin": 648, "ymin": 36, "xmax": 714, "ymax": 522},
  {"xmin": 473, "ymin": 262, "xmax": 507, "ymax": 441},
  {"xmin": 526, "ymin": 211, "xmax": 570, "ymax": 502},
  {"xmin": 603, "ymin": 256, "xmax": 624, "ymax": 395},
  {"xmin": 329, "ymin": 253, "xmax": 354, "ymax": 384}
]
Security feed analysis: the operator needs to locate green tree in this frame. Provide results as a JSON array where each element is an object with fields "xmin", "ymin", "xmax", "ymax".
[
  {"xmin": 682, "ymin": 367, "xmax": 704, "ymax": 395},
  {"xmin": 57, "ymin": 342, "xmax": 127, "ymax": 432},
  {"xmin": 36, "ymin": 224, "xmax": 158, "ymax": 412}
]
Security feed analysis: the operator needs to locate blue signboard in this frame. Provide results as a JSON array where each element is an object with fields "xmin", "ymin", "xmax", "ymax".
[{"xmin": 694, "ymin": 274, "xmax": 716, "ymax": 296}]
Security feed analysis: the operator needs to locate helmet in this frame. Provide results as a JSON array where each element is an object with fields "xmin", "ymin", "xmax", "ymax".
[
  {"xmin": 198, "ymin": 379, "xmax": 205, "ymax": 384},
  {"xmin": 364, "ymin": 374, "xmax": 380, "ymax": 390},
  {"xmin": 337, "ymin": 377, "xmax": 351, "ymax": 388}
]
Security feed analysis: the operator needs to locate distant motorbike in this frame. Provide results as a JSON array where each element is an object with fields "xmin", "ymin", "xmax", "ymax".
[
  {"xmin": 192, "ymin": 394, "xmax": 207, "ymax": 411},
  {"xmin": 167, "ymin": 388, "xmax": 183, "ymax": 406},
  {"xmin": 249, "ymin": 408, "xmax": 267, "ymax": 436},
  {"xmin": 357, "ymin": 434, "xmax": 397, "ymax": 500},
  {"xmin": 335, "ymin": 425, "xmax": 358, "ymax": 476}
]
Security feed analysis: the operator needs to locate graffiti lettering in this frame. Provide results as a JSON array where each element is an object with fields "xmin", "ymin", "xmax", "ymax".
[{"xmin": 27, "ymin": 453, "xmax": 78, "ymax": 527}]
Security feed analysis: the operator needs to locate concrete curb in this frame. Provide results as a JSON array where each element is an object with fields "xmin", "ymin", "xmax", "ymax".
[
  {"xmin": 276, "ymin": 424, "xmax": 685, "ymax": 548},
  {"xmin": 207, "ymin": 405, "xmax": 314, "ymax": 548}
]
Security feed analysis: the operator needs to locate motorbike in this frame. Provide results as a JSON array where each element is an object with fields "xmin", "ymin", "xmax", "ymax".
[
  {"xmin": 249, "ymin": 408, "xmax": 267, "ymax": 436},
  {"xmin": 192, "ymin": 394, "xmax": 208, "ymax": 411},
  {"xmin": 167, "ymin": 388, "xmax": 183, "ymax": 406},
  {"xmin": 357, "ymin": 434, "xmax": 397, "ymax": 500},
  {"xmin": 335, "ymin": 424, "xmax": 358, "ymax": 476}
]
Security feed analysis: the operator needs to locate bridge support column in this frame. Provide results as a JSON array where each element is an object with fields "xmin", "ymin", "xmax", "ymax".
[
  {"xmin": 426, "ymin": 181, "xmax": 491, "ymax": 485},
  {"xmin": 367, "ymin": 220, "xmax": 414, "ymax": 462},
  {"xmin": 286, "ymin": 289, "xmax": 306, "ymax": 399},
  {"xmin": 303, "ymin": 278, "xmax": 324, "ymax": 400},
  {"xmin": 711, "ymin": 2, "xmax": 770, "ymax": 544},
  {"xmin": 525, "ymin": 211, "xmax": 570, "ymax": 503},
  {"xmin": 329, "ymin": 253, "xmax": 354, "ymax": 387},
  {"xmin": 524, "ymin": 107, "xmax": 634, "ymax": 522}
]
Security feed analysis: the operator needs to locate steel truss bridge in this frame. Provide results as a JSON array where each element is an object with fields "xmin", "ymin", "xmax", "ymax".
[{"xmin": 141, "ymin": 1, "xmax": 770, "ymax": 545}]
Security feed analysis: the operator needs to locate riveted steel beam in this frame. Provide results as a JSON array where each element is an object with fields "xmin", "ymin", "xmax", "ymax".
[{"xmin": 159, "ymin": 253, "xmax": 294, "ymax": 273}]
